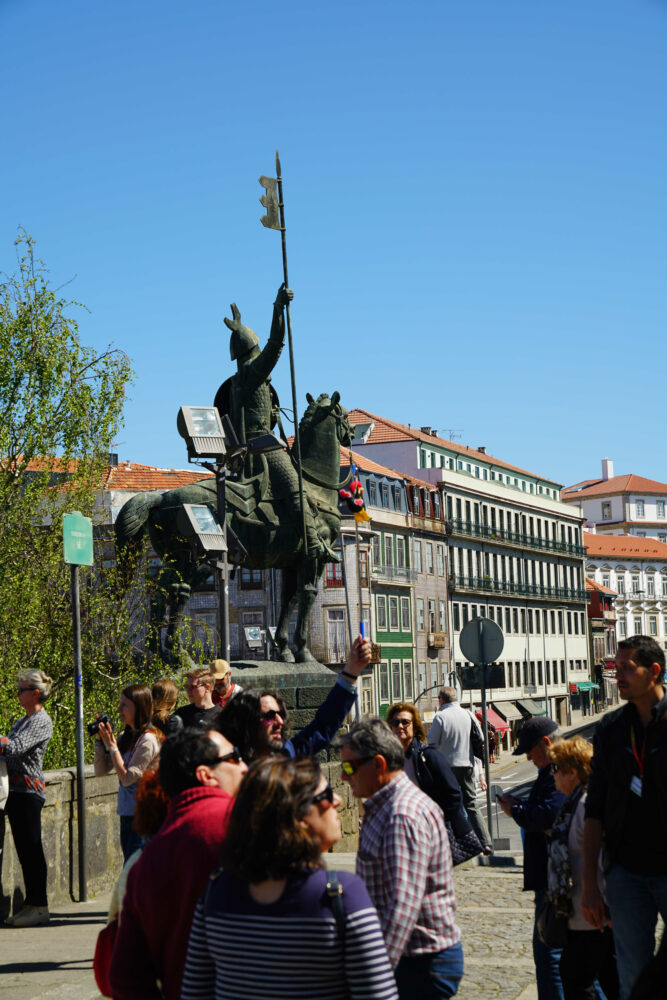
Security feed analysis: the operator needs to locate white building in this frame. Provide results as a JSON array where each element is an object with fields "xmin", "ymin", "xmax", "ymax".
[
  {"xmin": 349, "ymin": 411, "xmax": 590, "ymax": 729},
  {"xmin": 563, "ymin": 459, "xmax": 667, "ymax": 542},
  {"xmin": 583, "ymin": 530, "xmax": 667, "ymax": 653}
]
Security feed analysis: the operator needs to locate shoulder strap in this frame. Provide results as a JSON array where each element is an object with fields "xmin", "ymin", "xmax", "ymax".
[{"xmin": 325, "ymin": 871, "xmax": 346, "ymax": 944}]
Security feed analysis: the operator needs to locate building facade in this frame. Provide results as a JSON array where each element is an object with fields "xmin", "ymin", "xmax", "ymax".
[{"xmin": 564, "ymin": 459, "xmax": 667, "ymax": 542}]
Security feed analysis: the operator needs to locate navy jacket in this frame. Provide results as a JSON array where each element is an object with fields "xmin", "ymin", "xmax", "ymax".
[
  {"xmin": 407, "ymin": 739, "xmax": 471, "ymax": 838},
  {"xmin": 510, "ymin": 765, "xmax": 565, "ymax": 891},
  {"xmin": 284, "ymin": 677, "xmax": 356, "ymax": 758}
]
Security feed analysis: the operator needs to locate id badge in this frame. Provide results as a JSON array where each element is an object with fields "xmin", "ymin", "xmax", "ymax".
[{"xmin": 630, "ymin": 775, "xmax": 642, "ymax": 797}]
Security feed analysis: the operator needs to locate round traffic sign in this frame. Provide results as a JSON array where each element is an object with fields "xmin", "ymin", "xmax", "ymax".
[{"xmin": 459, "ymin": 617, "xmax": 504, "ymax": 665}]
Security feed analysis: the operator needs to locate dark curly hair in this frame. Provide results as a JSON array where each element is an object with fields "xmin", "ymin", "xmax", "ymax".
[
  {"xmin": 221, "ymin": 757, "xmax": 323, "ymax": 882},
  {"xmin": 217, "ymin": 689, "xmax": 291, "ymax": 761}
]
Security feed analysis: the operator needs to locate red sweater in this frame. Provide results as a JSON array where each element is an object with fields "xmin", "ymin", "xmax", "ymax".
[{"xmin": 109, "ymin": 785, "xmax": 235, "ymax": 1000}]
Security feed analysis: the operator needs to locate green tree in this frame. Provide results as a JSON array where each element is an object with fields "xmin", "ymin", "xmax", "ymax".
[{"xmin": 0, "ymin": 231, "xmax": 145, "ymax": 767}]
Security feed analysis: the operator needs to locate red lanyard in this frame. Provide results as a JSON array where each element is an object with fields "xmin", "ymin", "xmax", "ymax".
[{"xmin": 630, "ymin": 725, "xmax": 646, "ymax": 777}]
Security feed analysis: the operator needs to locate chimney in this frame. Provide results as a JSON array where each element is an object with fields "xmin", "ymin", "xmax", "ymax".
[
  {"xmin": 601, "ymin": 458, "xmax": 614, "ymax": 481},
  {"xmin": 420, "ymin": 426, "xmax": 432, "ymax": 436},
  {"xmin": 478, "ymin": 446, "xmax": 486, "ymax": 454}
]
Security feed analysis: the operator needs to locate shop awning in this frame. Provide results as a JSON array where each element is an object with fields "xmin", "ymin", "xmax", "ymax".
[
  {"xmin": 569, "ymin": 683, "xmax": 578, "ymax": 693},
  {"xmin": 577, "ymin": 681, "xmax": 599, "ymax": 691},
  {"xmin": 475, "ymin": 707, "xmax": 510, "ymax": 733},
  {"xmin": 492, "ymin": 701, "xmax": 523, "ymax": 722},
  {"xmin": 516, "ymin": 699, "xmax": 547, "ymax": 717}
]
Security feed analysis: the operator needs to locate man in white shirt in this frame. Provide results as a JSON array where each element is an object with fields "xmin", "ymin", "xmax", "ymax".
[{"xmin": 428, "ymin": 687, "xmax": 492, "ymax": 854}]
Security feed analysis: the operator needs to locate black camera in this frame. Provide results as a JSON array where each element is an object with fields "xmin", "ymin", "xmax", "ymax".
[{"xmin": 87, "ymin": 714, "xmax": 111, "ymax": 736}]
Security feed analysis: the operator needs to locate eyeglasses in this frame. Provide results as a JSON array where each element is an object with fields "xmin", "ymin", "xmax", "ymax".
[
  {"xmin": 389, "ymin": 717, "xmax": 412, "ymax": 729},
  {"xmin": 340, "ymin": 757, "xmax": 373, "ymax": 776},
  {"xmin": 210, "ymin": 747, "xmax": 243, "ymax": 766},
  {"xmin": 260, "ymin": 708, "xmax": 283, "ymax": 722},
  {"xmin": 186, "ymin": 681, "xmax": 206, "ymax": 690},
  {"xmin": 310, "ymin": 783, "xmax": 335, "ymax": 806}
]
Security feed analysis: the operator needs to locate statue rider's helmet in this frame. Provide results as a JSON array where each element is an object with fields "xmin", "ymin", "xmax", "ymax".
[{"xmin": 225, "ymin": 303, "xmax": 260, "ymax": 362}]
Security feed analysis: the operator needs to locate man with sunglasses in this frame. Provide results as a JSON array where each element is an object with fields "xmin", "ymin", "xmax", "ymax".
[
  {"xmin": 497, "ymin": 716, "xmax": 565, "ymax": 1000},
  {"xmin": 173, "ymin": 667, "xmax": 223, "ymax": 730},
  {"xmin": 109, "ymin": 728, "xmax": 247, "ymax": 1000},
  {"xmin": 336, "ymin": 718, "xmax": 463, "ymax": 999}
]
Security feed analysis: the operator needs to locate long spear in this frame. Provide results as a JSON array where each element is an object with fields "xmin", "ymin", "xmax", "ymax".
[{"xmin": 259, "ymin": 150, "xmax": 309, "ymax": 556}]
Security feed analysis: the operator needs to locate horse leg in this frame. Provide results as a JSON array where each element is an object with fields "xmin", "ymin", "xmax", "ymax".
[
  {"xmin": 294, "ymin": 558, "xmax": 322, "ymax": 663},
  {"xmin": 274, "ymin": 568, "xmax": 297, "ymax": 663}
]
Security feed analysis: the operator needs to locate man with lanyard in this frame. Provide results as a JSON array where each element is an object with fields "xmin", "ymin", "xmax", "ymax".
[{"xmin": 582, "ymin": 635, "xmax": 667, "ymax": 1000}]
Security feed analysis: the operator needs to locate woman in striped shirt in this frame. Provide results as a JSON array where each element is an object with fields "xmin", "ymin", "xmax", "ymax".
[{"xmin": 181, "ymin": 757, "xmax": 397, "ymax": 1000}]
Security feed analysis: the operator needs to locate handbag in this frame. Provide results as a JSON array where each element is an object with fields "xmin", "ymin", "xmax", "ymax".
[
  {"xmin": 93, "ymin": 918, "xmax": 118, "ymax": 997},
  {"xmin": 470, "ymin": 717, "xmax": 486, "ymax": 761},
  {"xmin": 445, "ymin": 819, "xmax": 483, "ymax": 866},
  {"xmin": 536, "ymin": 896, "xmax": 568, "ymax": 948}
]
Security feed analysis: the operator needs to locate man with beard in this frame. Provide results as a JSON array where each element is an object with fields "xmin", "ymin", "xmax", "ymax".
[{"xmin": 217, "ymin": 635, "xmax": 371, "ymax": 760}]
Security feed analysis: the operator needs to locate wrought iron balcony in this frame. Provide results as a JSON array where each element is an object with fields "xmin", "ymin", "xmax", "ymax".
[
  {"xmin": 448, "ymin": 573, "xmax": 587, "ymax": 603},
  {"xmin": 371, "ymin": 564, "xmax": 417, "ymax": 585},
  {"xmin": 448, "ymin": 518, "xmax": 586, "ymax": 558}
]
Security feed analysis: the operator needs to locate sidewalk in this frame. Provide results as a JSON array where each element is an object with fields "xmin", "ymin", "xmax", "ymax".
[{"xmin": 0, "ymin": 854, "xmax": 538, "ymax": 1000}]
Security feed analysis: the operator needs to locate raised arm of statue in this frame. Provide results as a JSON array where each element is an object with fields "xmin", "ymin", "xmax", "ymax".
[{"xmin": 249, "ymin": 283, "xmax": 293, "ymax": 384}]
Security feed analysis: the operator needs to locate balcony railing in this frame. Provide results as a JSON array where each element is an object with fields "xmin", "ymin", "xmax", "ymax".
[
  {"xmin": 448, "ymin": 518, "xmax": 586, "ymax": 557},
  {"xmin": 371, "ymin": 564, "xmax": 417, "ymax": 585},
  {"xmin": 449, "ymin": 574, "xmax": 587, "ymax": 603}
]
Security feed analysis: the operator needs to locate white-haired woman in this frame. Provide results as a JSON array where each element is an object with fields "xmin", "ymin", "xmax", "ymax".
[{"xmin": 1, "ymin": 669, "xmax": 54, "ymax": 927}]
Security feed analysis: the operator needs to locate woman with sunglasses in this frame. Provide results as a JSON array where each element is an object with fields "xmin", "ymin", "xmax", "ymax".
[
  {"xmin": 94, "ymin": 684, "xmax": 162, "ymax": 861},
  {"xmin": 545, "ymin": 737, "xmax": 618, "ymax": 1000},
  {"xmin": 2, "ymin": 670, "xmax": 53, "ymax": 927},
  {"xmin": 181, "ymin": 756, "xmax": 398, "ymax": 1000},
  {"xmin": 386, "ymin": 702, "xmax": 484, "ymax": 862}
]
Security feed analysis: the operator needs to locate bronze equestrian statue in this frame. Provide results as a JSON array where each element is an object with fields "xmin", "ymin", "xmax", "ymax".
[{"xmin": 115, "ymin": 286, "xmax": 355, "ymax": 663}]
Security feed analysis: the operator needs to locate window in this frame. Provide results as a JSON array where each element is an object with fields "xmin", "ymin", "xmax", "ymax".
[
  {"xmin": 325, "ymin": 563, "xmax": 344, "ymax": 587},
  {"xmin": 632, "ymin": 575, "xmax": 640, "ymax": 594},
  {"xmin": 636, "ymin": 500, "xmax": 645, "ymax": 518},
  {"xmin": 401, "ymin": 596, "xmax": 411, "ymax": 631},
  {"xmin": 439, "ymin": 600, "xmax": 446, "ymax": 631},
  {"xmin": 359, "ymin": 550, "xmax": 369, "ymax": 587},
  {"xmin": 389, "ymin": 596, "xmax": 399, "ymax": 631},
  {"xmin": 326, "ymin": 609, "xmax": 346, "ymax": 662},
  {"xmin": 413, "ymin": 540, "xmax": 423, "ymax": 573},
  {"xmin": 391, "ymin": 661, "xmax": 402, "ymax": 700},
  {"xmin": 396, "ymin": 536, "xmax": 406, "ymax": 569},
  {"xmin": 649, "ymin": 616, "xmax": 657, "ymax": 636},
  {"xmin": 372, "ymin": 535, "xmax": 381, "ymax": 569},
  {"xmin": 634, "ymin": 616, "xmax": 642, "ymax": 632},
  {"xmin": 240, "ymin": 567, "xmax": 262, "ymax": 589},
  {"xmin": 423, "ymin": 492, "xmax": 431, "ymax": 517},
  {"xmin": 428, "ymin": 599, "xmax": 436, "ymax": 631},
  {"xmin": 658, "ymin": 501, "xmax": 666, "ymax": 518},
  {"xmin": 452, "ymin": 603, "xmax": 460, "ymax": 631},
  {"xmin": 426, "ymin": 542, "xmax": 434, "ymax": 574},
  {"xmin": 381, "ymin": 483, "xmax": 390, "ymax": 507},
  {"xmin": 648, "ymin": 576, "xmax": 655, "ymax": 597},
  {"xmin": 418, "ymin": 662, "xmax": 427, "ymax": 694},
  {"xmin": 602, "ymin": 574, "xmax": 610, "ymax": 588},
  {"xmin": 392, "ymin": 485, "xmax": 402, "ymax": 510},
  {"xmin": 619, "ymin": 618, "xmax": 626, "ymax": 637},
  {"xmin": 617, "ymin": 576, "xmax": 625, "ymax": 594},
  {"xmin": 403, "ymin": 662, "xmax": 413, "ymax": 701},
  {"xmin": 433, "ymin": 493, "xmax": 441, "ymax": 518},
  {"xmin": 379, "ymin": 662, "xmax": 390, "ymax": 702},
  {"xmin": 436, "ymin": 545, "xmax": 445, "ymax": 576},
  {"xmin": 376, "ymin": 595, "xmax": 387, "ymax": 631},
  {"xmin": 659, "ymin": 534, "xmax": 667, "ymax": 544},
  {"xmin": 384, "ymin": 535, "xmax": 394, "ymax": 567},
  {"xmin": 416, "ymin": 598, "xmax": 425, "ymax": 631},
  {"xmin": 601, "ymin": 501, "xmax": 611, "ymax": 520},
  {"xmin": 368, "ymin": 480, "xmax": 377, "ymax": 506}
]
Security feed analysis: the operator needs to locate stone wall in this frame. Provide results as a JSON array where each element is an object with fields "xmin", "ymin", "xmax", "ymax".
[{"xmin": 1, "ymin": 664, "xmax": 360, "ymax": 914}]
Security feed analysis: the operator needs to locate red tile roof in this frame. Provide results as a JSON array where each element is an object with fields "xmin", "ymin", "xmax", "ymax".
[
  {"xmin": 584, "ymin": 532, "xmax": 667, "ymax": 560},
  {"xmin": 103, "ymin": 462, "xmax": 213, "ymax": 491},
  {"xmin": 348, "ymin": 409, "xmax": 560, "ymax": 484},
  {"xmin": 564, "ymin": 474, "xmax": 667, "ymax": 499},
  {"xmin": 585, "ymin": 577, "xmax": 616, "ymax": 595}
]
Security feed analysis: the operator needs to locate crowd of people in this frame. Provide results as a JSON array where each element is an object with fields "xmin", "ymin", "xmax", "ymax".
[{"xmin": 1, "ymin": 633, "xmax": 666, "ymax": 1000}]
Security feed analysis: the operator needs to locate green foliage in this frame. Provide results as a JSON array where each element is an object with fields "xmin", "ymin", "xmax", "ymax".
[{"xmin": 0, "ymin": 231, "xmax": 145, "ymax": 768}]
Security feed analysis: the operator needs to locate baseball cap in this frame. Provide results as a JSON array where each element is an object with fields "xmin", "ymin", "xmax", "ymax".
[
  {"xmin": 210, "ymin": 658, "xmax": 231, "ymax": 681},
  {"xmin": 513, "ymin": 716, "xmax": 558, "ymax": 756}
]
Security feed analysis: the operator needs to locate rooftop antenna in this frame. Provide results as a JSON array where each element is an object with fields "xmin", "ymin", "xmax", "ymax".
[{"xmin": 444, "ymin": 428, "xmax": 463, "ymax": 443}]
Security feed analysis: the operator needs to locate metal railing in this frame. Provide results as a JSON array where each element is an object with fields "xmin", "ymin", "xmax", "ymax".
[
  {"xmin": 449, "ymin": 574, "xmax": 587, "ymax": 603},
  {"xmin": 448, "ymin": 518, "xmax": 586, "ymax": 557},
  {"xmin": 371, "ymin": 564, "xmax": 417, "ymax": 584}
]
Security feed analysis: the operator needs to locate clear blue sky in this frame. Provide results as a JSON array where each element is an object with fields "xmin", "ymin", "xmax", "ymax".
[{"xmin": 2, "ymin": 0, "xmax": 665, "ymax": 488}]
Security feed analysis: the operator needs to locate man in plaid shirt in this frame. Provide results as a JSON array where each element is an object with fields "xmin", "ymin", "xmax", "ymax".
[{"xmin": 337, "ymin": 718, "xmax": 463, "ymax": 999}]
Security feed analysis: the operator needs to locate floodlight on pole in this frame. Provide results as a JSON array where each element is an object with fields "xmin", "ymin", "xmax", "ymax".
[{"xmin": 177, "ymin": 406, "xmax": 240, "ymax": 461}]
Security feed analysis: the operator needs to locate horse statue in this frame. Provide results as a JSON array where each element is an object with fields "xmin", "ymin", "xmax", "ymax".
[{"xmin": 115, "ymin": 391, "xmax": 355, "ymax": 663}]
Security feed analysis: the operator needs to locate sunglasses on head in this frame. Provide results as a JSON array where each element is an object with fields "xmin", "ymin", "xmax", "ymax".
[
  {"xmin": 210, "ymin": 747, "xmax": 243, "ymax": 766},
  {"xmin": 310, "ymin": 783, "xmax": 335, "ymax": 806},
  {"xmin": 260, "ymin": 708, "xmax": 283, "ymax": 722},
  {"xmin": 389, "ymin": 717, "xmax": 412, "ymax": 728},
  {"xmin": 340, "ymin": 756, "xmax": 373, "ymax": 776}
]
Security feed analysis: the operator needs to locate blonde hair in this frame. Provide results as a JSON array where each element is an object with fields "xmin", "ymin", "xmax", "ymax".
[
  {"xmin": 152, "ymin": 678, "xmax": 179, "ymax": 723},
  {"xmin": 18, "ymin": 669, "xmax": 52, "ymax": 703},
  {"xmin": 547, "ymin": 736, "xmax": 593, "ymax": 784},
  {"xmin": 186, "ymin": 666, "xmax": 213, "ymax": 686}
]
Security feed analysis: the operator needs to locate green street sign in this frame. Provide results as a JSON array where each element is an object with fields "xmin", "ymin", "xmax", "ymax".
[{"xmin": 63, "ymin": 511, "xmax": 94, "ymax": 566}]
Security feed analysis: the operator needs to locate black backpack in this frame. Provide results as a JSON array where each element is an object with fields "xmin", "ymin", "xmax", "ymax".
[{"xmin": 470, "ymin": 716, "xmax": 486, "ymax": 761}]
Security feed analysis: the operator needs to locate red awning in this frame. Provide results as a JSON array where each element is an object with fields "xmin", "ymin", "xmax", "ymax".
[{"xmin": 475, "ymin": 707, "xmax": 510, "ymax": 733}]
